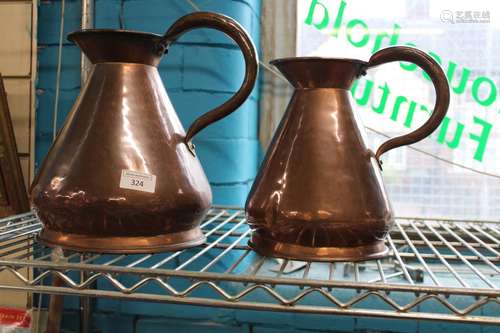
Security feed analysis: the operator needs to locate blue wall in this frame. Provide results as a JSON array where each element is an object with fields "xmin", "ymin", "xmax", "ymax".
[{"xmin": 37, "ymin": 0, "xmax": 261, "ymax": 206}]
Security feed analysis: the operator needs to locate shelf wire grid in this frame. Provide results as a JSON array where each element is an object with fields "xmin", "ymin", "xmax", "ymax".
[{"xmin": 0, "ymin": 207, "xmax": 499, "ymax": 324}]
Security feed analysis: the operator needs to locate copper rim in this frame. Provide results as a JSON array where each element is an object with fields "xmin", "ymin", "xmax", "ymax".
[
  {"xmin": 270, "ymin": 56, "xmax": 369, "ymax": 66},
  {"xmin": 249, "ymin": 234, "xmax": 389, "ymax": 262},
  {"xmin": 39, "ymin": 228, "xmax": 206, "ymax": 253}
]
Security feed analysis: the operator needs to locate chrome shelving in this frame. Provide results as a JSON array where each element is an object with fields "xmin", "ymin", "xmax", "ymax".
[{"xmin": 0, "ymin": 207, "xmax": 498, "ymax": 325}]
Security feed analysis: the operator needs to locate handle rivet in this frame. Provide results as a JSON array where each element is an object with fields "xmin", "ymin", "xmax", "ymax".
[{"xmin": 187, "ymin": 142, "xmax": 196, "ymax": 157}]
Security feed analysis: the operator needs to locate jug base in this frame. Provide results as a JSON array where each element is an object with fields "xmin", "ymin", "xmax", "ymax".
[
  {"xmin": 39, "ymin": 227, "xmax": 206, "ymax": 253},
  {"xmin": 249, "ymin": 234, "xmax": 389, "ymax": 262}
]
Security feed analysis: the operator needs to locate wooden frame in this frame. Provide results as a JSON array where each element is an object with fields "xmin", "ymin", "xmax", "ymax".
[{"xmin": 0, "ymin": 73, "xmax": 29, "ymax": 217}]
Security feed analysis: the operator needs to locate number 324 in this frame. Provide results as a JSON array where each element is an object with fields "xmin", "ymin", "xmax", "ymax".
[{"xmin": 131, "ymin": 179, "xmax": 144, "ymax": 187}]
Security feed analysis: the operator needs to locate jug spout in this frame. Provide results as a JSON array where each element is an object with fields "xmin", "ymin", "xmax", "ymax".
[
  {"xmin": 68, "ymin": 29, "xmax": 164, "ymax": 66},
  {"xmin": 271, "ymin": 57, "xmax": 367, "ymax": 89}
]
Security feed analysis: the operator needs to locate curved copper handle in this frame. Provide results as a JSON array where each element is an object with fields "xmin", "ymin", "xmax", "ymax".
[
  {"xmin": 158, "ymin": 12, "xmax": 258, "ymax": 154},
  {"xmin": 366, "ymin": 46, "xmax": 450, "ymax": 165}
]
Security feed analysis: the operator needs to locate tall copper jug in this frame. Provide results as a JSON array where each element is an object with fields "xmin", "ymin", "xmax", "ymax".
[
  {"xmin": 246, "ymin": 46, "xmax": 449, "ymax": 261},
  {"xmin": 31, "ymin": 12, "xmax": 258, "ymax": 253}
]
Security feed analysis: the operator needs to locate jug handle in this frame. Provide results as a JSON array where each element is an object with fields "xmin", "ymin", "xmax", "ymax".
[
  {"xmin": 157, "ymin": 12, "xmax": 258, "ymax": 155},
  {"xmin": 365, "ymin": 46, "xmax": 450, "ymax": 169}
]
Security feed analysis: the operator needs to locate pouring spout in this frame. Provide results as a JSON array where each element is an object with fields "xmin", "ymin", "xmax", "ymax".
[{"xmin": 68, "ymin": 29, "xmax": 164, "ymax": 66}]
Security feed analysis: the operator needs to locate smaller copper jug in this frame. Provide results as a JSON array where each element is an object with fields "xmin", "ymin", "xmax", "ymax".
[
  {"xmin": 31, "ymin": 12, "xmax": 258, "ymax": 253},
  {"xmin": 246, "ymin": 46, "xmax": 449, "ymax": 261}
]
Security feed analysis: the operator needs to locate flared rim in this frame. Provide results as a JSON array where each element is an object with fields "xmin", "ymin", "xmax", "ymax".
[
  {"xmin": 270, "ymin": 56, "xmax": 368, "ymax": 66},
  {"xmin": 67, "ymin": 28, "xmax": 162, "ymax": 43}
]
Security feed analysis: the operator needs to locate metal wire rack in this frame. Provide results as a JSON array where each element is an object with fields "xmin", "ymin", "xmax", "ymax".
[{"xmin": 0, "ymin": 207, "xmax": 499, "ymax": 325}]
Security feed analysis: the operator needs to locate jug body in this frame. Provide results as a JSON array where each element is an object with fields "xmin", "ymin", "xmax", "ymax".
[
  {"xmin": 32, "ymin": 63, "xmax": 212, "ymax": 252},
  {"xmin": 31, "ymin": 12, "xmax": 258, "ymax": 253},
  {"xmin": 246, "ymin": 87, "xmax": 392, "ymax": 261},
  {"xmin": 246, "ymin": 48, "xmax": 449, "ymax": 261}
]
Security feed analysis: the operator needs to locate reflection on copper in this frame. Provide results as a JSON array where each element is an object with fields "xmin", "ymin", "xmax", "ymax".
[
  {"xmin": 246, "ymin": 47, "xmax": 450, "ymax": 262},
  {"xmin": 121, "ymin": 80, "xmax": 149, "ymax": 173}
]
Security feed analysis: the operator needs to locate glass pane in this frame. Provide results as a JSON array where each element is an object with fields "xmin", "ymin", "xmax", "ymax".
[{"xmin": 296, "ymin": 0, "xmax": 500, "ymax": 219}]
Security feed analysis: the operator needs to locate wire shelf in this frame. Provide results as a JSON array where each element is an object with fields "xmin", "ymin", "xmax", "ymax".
[{"xmin": 0, "ymin": 207, "xmax": 499, "ymax": 325}]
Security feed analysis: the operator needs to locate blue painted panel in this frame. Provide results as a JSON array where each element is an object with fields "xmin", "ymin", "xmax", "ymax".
[
  {"xmin": 181, "ymin": 43, "xmax": 260, "ymax": 101},
  {"xmin": 357, "ymin": 315, "xmax": 417, "ymax": 333},
  {"xmin": 62, "ymin": 311, "xmax": 137, "ymax": 333},
  {"xmin": 121, "ymin": 0, "xmax": 190, "ymax": 34},
  {"xmin": 194, "ymin": 138, "xmax": 259, "ymax": 184},
  {"xmin": 92, "ymin": 313, "xmax": 135, "ymax": 333},
  {"xmin": 38, "ymin": 45, "xmax": 81, "ymax": 90},
  {"xmin": 158, "ymin": 45, "xmax": 184, "ymax": 91},
  {"xmin": 122, "ymin": 0, "xmax": 257, "ymax": 44},
  {"xmin": 94, "ymin": 0, "xmax": 122, "ymax": 28},
  {"xmin": 183, "ymin": 45, "xmax": 245, "ymax": 93},
  {"xmin": 482, "ymin": 302, "xmax": 500, "ymax": 333},
  {"xmin": 38, "ymin": 0, "xmax": 81, "ymax": 45},
  {"xmin": 240, "ymin": 0, "xmax": 261, "ymax": 14},
  {"xmin": 60, "ymin": 311, "xmax": 80, "ymax": 332},
  {"xmin": 169, "ymin": 90, "xmax": 258, "ymax": 140},
  {"xmin": 483, "ymin": 323, "xmax": 500, "ymax": 333},
  {"xmin": 252, "ymin": 327, "xmax": 305, "ymax": 333},
  {"xmin": 118, "ymin": 302, "xmax": 236, "ymax": 322},
  {"xmin": 417, "ymin": 320, "xmax": 482, "ymax": 333},
  {"xmin": 135, "ymin": 317, "xmax": 250, "ymax": 333},
  {"xmin": 212, "ymin": 181, "xmax": 253, "ymax": 205},
  {"xmin": 249, "ymin": 1, "xmax": 261, "ymax": 51},
  {"xmin": 235, "ymin": 310, "xmax": 355, "ymax": 332},
  {"xmin": 35, "ymin": 88, "xmax": 79, "ymax": 132},
  {"xmin": 35, "ymin": 88, "xmax": 80, "ymax": 169}
]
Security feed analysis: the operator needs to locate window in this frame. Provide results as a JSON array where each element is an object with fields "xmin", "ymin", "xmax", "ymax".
[{"xmin": 296, "ymin": 0, "xmax": 500, "ymax": 219}]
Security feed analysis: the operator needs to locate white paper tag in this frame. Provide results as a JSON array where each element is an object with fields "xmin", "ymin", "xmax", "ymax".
[{"xmin": 119, "ymin": 170, "xmax": 156, "ymax": 193}]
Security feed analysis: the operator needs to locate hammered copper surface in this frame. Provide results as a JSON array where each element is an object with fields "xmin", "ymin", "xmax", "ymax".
[
  {"xmin": 246, "ymin": 46, "xmax": 450, "ymax": 262},
  {"xmin": 30, "ymin": 12, "xmax": 258, "ymax": 253}
]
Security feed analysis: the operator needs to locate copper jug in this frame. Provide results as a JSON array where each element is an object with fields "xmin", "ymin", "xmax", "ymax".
[
  {"xmin": 31, "ymin": 12, "xmax": 258, "ymax": 253},
  {"xmin": 246, "ymin": 46, "xmax": 449, "ymax": 261}
]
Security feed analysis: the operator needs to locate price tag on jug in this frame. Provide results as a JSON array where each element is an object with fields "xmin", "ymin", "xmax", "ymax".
[{"xmin": 119, "ymin": 170, "xmax": 156, "ymax": 193}]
